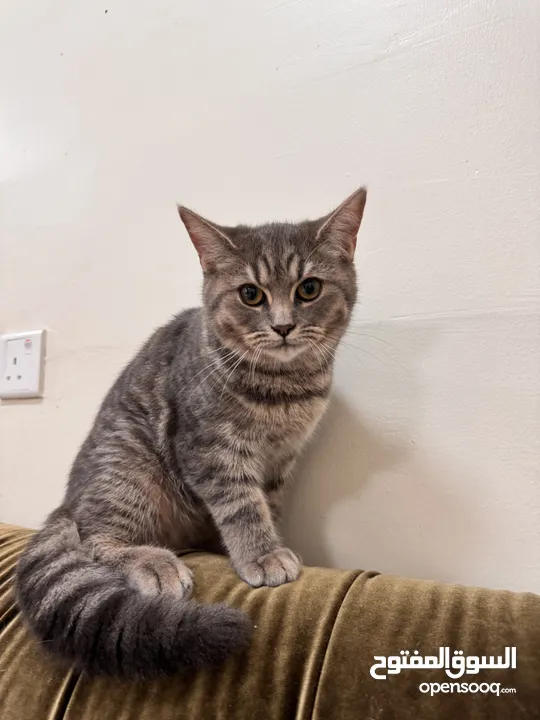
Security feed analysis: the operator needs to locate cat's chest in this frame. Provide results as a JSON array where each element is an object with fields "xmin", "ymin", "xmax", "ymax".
[{"xmin": 244, "ymin": 396, "xmax": 329, "ymax": 466}]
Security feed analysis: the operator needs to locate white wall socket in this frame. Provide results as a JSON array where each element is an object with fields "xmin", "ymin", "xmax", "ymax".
[{"xmin": 0, "ymin": 330, "xmax": 46, "ymax": 399}]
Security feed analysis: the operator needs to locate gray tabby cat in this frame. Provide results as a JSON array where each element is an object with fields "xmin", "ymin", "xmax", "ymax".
[{"xmin": 16, "ymin": 187, "xmax": 367, "ymax": 679}]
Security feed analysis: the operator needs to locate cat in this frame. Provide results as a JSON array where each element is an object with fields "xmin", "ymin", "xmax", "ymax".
[{"xmin": 16, "ymin": 187, "xmax": 367, "ymax": 679}]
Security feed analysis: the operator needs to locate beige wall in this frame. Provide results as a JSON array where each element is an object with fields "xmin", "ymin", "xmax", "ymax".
[{"xmin": 1, "ymin": 0, "xmax": 539, "ymax": 592}]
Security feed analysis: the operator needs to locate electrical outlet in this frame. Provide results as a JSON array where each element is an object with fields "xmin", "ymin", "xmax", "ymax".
[{"xmin": 0, "ymin": 330, "xmax": 46, "ymax": 399}]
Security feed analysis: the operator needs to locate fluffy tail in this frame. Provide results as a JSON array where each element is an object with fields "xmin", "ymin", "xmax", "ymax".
[{"xmin": 15, "ymin": 511, "xmax": 251, "ymax": 678}]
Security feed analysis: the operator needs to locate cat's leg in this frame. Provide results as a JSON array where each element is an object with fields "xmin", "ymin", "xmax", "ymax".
[
  {"xmin": 264, "ymin": 455, "xmax": 297, "ymax": 526},
  {"xmin": 89, "ymin": 535, "xmax": 194, "ymax": 598},
  {"xmin": 190, "ymin": 471, "xmax": 301, "ymax": 588},
  {"xmin": 264, "ymin": 476, "xmax": 288, "ymax": 528},
  {"xmin": 72, "ymin": 446, "xmax": 194, "ymax": 598}
]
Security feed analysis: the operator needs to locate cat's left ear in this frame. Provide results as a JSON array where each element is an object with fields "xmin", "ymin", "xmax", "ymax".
[
  {"xmin": 315, "ymin": 187, "xmax": 367, "ymax": 261},
  {"xmin": 177, "ymin": 205, "xmax": 237, "ymax": 271}
]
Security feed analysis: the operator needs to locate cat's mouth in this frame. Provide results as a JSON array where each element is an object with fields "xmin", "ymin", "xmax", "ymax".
[{"xmin": 264, "ymin": 340, "xmax": 305, "ymax": 361}]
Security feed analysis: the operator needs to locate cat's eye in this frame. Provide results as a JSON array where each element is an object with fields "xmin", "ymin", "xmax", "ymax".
[
  {"xmin": 239, "ymin": 284, "xmax": 266, "ymax": 307},
  {"xmin": 296, "ymin": 278, "xmax": 322, "ymax": 302}
]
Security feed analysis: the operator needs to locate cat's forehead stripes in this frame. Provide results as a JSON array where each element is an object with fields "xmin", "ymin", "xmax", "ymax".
[
  {"xmin": 246, "ymin": 249, "xmax": 313, "ymax": 287},
  {"xmin": 286, "ymin": 252, "xmax": 301, "ymax": 281},
  {"xmin": 254, "ymin": 255, "xmax": 272, "ymax": 286},
  {"xmin": 248, "ymin": 248, "xmax": 307, "ymax": 288},
  {"xmin": 245, "ymin": 265, "xmax": 259, "ymax": 285}
]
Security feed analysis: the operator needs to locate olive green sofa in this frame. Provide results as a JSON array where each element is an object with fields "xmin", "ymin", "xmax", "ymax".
[{"xmin": 1, "ymin": 524, "xmax": 538, "ymax": 719}]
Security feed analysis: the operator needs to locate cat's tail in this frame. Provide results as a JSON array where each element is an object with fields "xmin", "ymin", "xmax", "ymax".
[{"xmin": 15, "ymin": 510, "xmax": 251, "ymax": 678}]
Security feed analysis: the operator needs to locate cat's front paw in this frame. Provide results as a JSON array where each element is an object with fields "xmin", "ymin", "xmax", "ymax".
[{"xmin": 236, "ymin": 547, "xmax": 302, "ymax": 588}]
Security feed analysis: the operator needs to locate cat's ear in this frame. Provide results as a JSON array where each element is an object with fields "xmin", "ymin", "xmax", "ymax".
[
  {"xmin": 315, "ymin": 187, "xmax": 367, "ymax": 261},
  {"xmin": 177, "ymin": 205, "xmax": 237, "ymax": 271}
]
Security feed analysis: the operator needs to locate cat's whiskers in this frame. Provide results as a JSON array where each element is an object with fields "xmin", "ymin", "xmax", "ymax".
[
  {"xmin": 341, "ymin": 336, "xmax": 405, "ymax": 370},
  {"xmin": 248, "ymin": 344, "xmax": 264, "ymax": 387},
  {"xmin": 219, "ymin": 349, "xmax": 250, "ymax": 400},
  {"xmin": 317, "ymin": 338, "xmax": 338, "ymax": 360},
  {"xmin": 344, "ymin": 327, "xmax": 399, "ymax": 351},
  {"xmin": 306, "ymin": 339, "xmax": 326, "ymax": 375},
  {"xmin": 320, "ymin": 344, "xmax": 342, "ymax": 376},
  {"xmin": 243, "ymin": 330, "xmax": 268, "ymax": 341},
  {"xmin": 201, "ymin": 345, "xmax": 230, "ymax": 355},
  {"xmin": 205, "ymin": 348, "xmax": 253, "ymax": 396},
  {"xmin": 317, "ymin": 340, "xmax": 337, "ymax": 372},
  {"xmin": 185, "ymin": 350, "xmax": 239, "ymax": 401},
  {"xmin": 190, "ymin": 350, "xmax": 237, "ymax": 384},
  {"xmin": 325, "ymin": 330, "xmax": 402, "ymax": 370}
]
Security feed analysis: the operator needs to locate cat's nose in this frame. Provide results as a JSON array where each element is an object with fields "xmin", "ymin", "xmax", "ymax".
[{"xmin": 271, "ymin": 323, "xmax": 296, "ymax": 338}]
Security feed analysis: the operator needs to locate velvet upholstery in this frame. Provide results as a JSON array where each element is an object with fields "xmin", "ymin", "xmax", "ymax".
[{"xmin": 1, "ymin": 524, "xmax": 538, "ymax": 719}]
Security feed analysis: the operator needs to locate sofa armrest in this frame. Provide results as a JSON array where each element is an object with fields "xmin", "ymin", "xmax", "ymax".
[{"xmin": 1, "ymin": 524, "xmax": 538, "ymax": 719}]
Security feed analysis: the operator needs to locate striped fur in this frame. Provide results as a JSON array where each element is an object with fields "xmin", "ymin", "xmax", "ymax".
[{"xmin": 16, "ymin": 188, "xmax": 367, "ymax": 678}]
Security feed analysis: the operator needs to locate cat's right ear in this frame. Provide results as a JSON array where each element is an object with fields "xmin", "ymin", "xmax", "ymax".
[{"xmin": 177, "ymin": 205, "xmax": 237, "ymax": 271}]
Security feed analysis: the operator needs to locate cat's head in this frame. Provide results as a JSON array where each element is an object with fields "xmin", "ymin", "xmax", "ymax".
[{"xmin": 178, "ymin": 188, "xmax": 366, "ymax": 365}]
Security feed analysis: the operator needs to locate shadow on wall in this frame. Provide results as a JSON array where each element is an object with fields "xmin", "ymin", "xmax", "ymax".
[
  {"xmin": 282, "ymin": 320, "xmax": 481, "ymax": 583},
  {"xmin": 282, "ymin": 394, "xmax": 404, "ymax": 566}
]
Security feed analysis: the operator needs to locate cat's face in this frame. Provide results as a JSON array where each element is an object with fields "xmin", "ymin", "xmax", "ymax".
[{"xmin": 179, "ymin": 188, "xmax": 366, "ymax": 366}]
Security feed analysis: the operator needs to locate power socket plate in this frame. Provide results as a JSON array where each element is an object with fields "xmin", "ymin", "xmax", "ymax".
[{"xmin": 0, "ymin": 330, "xmax": 46, "ymax": 399}]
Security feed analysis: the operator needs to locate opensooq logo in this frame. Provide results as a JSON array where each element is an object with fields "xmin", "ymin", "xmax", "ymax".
[{"xmin": 370, "ymin": 646, "xmax": 517, "ymax": 680}]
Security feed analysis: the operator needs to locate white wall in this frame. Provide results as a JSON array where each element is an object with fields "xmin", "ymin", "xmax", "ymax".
[{"xmin": 1, "ymin": 0, "xmax": 539, "ymax": 592}]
